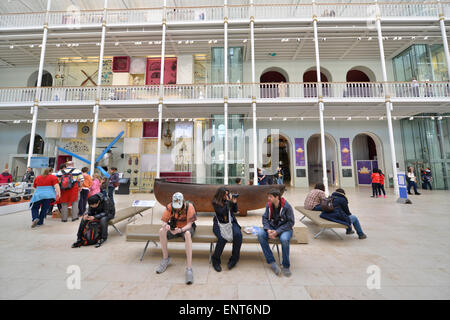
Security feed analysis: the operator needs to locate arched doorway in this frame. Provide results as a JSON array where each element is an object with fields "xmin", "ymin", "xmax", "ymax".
[
  {"xmin": 307, "ymin": 134, "xmax": 338, "ymax": 187},
  {"xmin": 27, "ymin": 70, "xmax": 53, "ymax": 87},
  {"xmin": 260, "ymin": 68, "xmax": 288, "ymax": 98},
  {"xmin": 345, "ymin": 67, "xmax": 376, "ymax": 97},
  {"xmin": 17, "ymin": 134, "xmax": 45, "ymax": 155},
  {"xmin": 303, "ymin": 69, "xmax": 330, "ymax": 97},
  {"xmin": 352, "ymin": 133, "xmax": 384, "ymax": 186},
  {"xmin": 262, "ymin": 134, "xmax": 291, "ymax": 185}
]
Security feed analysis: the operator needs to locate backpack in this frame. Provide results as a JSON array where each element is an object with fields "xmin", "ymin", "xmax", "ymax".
[
  {"xmin": 60, "ymin": 169, "xmax": 75, "ymax": 190},
  {"xmin": 80, "ymin": 220, "xmax": 101, "ymax": 246},
  {"xmin": 320, "ymin": 196, "xmax": 335, "ymax": 213}
]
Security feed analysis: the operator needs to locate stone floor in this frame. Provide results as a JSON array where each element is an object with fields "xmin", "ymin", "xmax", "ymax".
[{"xmin": 1, "ymin": 186, "xmax": 450, "ymax": 300}]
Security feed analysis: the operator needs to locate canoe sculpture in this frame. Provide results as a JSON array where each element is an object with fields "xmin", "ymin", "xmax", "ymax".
[{"xmin": 154, "ymin": 179, "xmax": 286, "ymax": 216}]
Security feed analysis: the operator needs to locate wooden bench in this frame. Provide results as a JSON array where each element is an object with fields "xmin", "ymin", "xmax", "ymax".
[
  {"xmin": 108, "ymin": 206, "xmax": 152, "ymax": 235},
  {"xmin": 295, "ymin": 206, "xmax": 347, "ymax": 240},
  {"xmin": 126, "ymin": 223, "xmax": 308, "ymax": 262}
]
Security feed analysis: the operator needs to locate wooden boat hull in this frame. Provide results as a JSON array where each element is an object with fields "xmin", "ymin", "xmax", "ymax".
[{"xmin": 153, "ymin": 179, "xmax": 286, "ymax": 216}]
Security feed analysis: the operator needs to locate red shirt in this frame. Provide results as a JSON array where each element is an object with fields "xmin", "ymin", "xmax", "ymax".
[
  {"xmin": 379, "ymin": 174, "xmax": 385, "ymax": 185},
  {"xmin": 371, "ymin": 173, "xmax": 380, "ymax": 183},
  {"xmin": 33, "ymin": 175, "xmax": 58, "ymax": 188}
]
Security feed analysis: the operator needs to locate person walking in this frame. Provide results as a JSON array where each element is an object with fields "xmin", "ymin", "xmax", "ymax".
[
  {"xmin": 107, "ymin": 167, "xmax": 120, "ymax": 203},
  {"xmin": 407, "ymin": 166, "xmax": 421, "ymax": 195},
  {"xmin": 371, "ymin": 168, "xmax": 380, "ymax": 198},
  {"xmin": 377, "ymin": 169, "xmax": 386, "ymax": 198},
  {"xmin": 89, "ymin": 174, "xmax": 101, "ymax": 198},
  {"xmin": 78, "ymin": 167, "xmax": 93, "ymax": 216},
  {"xmin": 30, "ymin": 168, "xmax": 61, "ymax": 228},
  {"xmin": 211, "ymin": 187, "xmax": 243, "ymax": 272},
  {"xmin": 276, "ymin": 166, "xmax": 284, "ymax": 185},
  {"xmin": 422, "ymin": 168, "xmax": 433, "ymax": 190},
  {"xmin": 56, "ymin": 161, "xmax": 84, "ymax": 222}
]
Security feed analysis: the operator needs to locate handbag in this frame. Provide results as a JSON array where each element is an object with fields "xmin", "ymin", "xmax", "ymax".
[{"xmin": 216, "ymin": 209, "xmax": 233, "ymax": 242}]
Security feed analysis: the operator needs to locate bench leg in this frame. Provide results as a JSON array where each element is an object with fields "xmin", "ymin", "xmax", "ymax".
[
  {"xmin": 314, "ymin": 228, "xmax": 326, "ymax": 239},
  {"xmin": 209, "ymin": 243, "xmax": 215, "ymax": 264},
  {"xmin": 270, "ymin": 244, "xmax": 281, "ymax": 265},
  {"xmin": 140, "ymin": 241, "xmax": 150, "ymax": 262},
  {"xmin": 330, "ymin": 228, "xmax": 343, "ymax": 240},
  {"xmin": 111, "ymin": 224, "xmax": 123, "ymax": 236},
  {"xmin": 300, "ymin": 215, "xmax": 306, "ymax": 222}
]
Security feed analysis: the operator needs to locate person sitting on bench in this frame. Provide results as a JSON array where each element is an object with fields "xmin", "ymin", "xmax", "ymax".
[
  {"xmin": 320, "ymin": 188, "xmax": 367, "ymax": 240},
  {"xmin": 72, "ymin": 193, "xmax": 116, "ymax": 248},
  {"xmin": 304, "ymin": 183, "xmax": 326, "ymax": 211},
  {"xmin": 257, "ymin": 189, "xmax": 295, "ymax": 277},
  {"xmin": 156, "ymin": 192, "xmax": 197, "ymax": 285},
  {"xmin": 211, "ymin": 187, "xmax": 243, "ymax": 272}
]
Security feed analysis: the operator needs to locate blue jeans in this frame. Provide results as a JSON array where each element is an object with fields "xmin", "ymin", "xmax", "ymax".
[
  {"xmin": 31, "ymin": 199, "xmax": 51, "ymax": 225},
  {"xmin": 277, "ymin": 177, "xmax": 283, "ymax": 185},
  {"xmin": 348, "ymin": 215, "xmax": 364, "ymax": 236},
  {"xmin": 407, "ymin": 181, "xmax": 418, "ymax": 194},
  {"xmin": 257, "ymin": 228, "xmax": 293, "ymax": 268},
  {"xmin": 107, "ymin": 186, "xmax": 115, "ymax": 203}
]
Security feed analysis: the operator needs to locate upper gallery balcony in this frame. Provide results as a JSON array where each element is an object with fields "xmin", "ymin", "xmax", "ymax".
[
  {"xmin": 0, "ymin": 2, "xmax": 448, "ymax": 32},
  {"xmin": 1, "ymin": 81, "xmax": 449, "ymax": 107}
]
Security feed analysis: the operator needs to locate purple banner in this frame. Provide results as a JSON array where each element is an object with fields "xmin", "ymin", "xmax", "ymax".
[
  {"xmin": 357, "ymin": 160, "xmax": 372, "ymax": 185},
  {"xmin": 295, "ymin": 138, "xmax": 305, "ymax": 167},
  {"xmin": 340, "ymin": 138, "xmax": 351, "ymax": 167}
]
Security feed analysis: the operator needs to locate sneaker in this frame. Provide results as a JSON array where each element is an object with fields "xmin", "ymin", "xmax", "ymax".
[
  {"xmin": 156, "ymin": 257, "xmax": 171, "ymax": 274},
  {"xmin": 271, "ymin": 262, "xmax": 281, "ymax": 276},
  {"xmin": 71, "ymin": 240, "xmax": 82, "ymax": 248},
  {"xmin": 346, "ymin": 229, "xmax": 355, "ymax": 235},
  {"xmin": 95, "ymin": 238, "xmax": 106, "ymax": 248},
  {"xmin": 358, "ymin": 234, "xmax": 367, "ymax": 240},
  {"xmin": 384, "ymin": 195, "xmax": 387, "ymax": 198},
  {"xmin": 282, "ymin": 267, "xmax": 292, "ymax": 277},
  {"xmin": 185, "ymin": 268, "xmax": 194, "ymax": 285},
  {"xmin": 415, "ymin": 193, "xmax": 421, "ymax": 195},
  {"xmin": 31, "ymin": 219, "xmax": 39, "ymax": 228}
]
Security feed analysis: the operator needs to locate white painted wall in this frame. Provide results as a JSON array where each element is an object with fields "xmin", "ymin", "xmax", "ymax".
[{"xmin": 0, "ymin": 66, "xmax": 56, "ymax": 87}]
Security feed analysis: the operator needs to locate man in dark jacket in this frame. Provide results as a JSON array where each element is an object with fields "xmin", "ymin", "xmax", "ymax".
[
  {"xmin": 107, "ymin": 167, "xmax": 120, "ymax": 203},
  {"xmin": 320, "ymin": 189, "xmax": 367, "ymax": 239},
  {"xmin": 72, "ymin": 192, "xmax": 115, "ymax": 248},
  {"xmin": 257, "ymin": 189, "xmax": 295, "ymax": 277}
]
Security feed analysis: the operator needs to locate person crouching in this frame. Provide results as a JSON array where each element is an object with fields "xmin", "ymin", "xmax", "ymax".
[{"xmin": 71, "ymin": 193, "xmax": 115, "ymax": 248}]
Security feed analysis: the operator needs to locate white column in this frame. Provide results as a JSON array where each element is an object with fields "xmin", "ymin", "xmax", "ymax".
[
  {"xmin": 27, "ymin": 0, "xmax": 52, "ymax": 167},
  {"xmin": 224, "ymin": 0, "xmax": 229, "ymax": 185},
  {"xmin": 438, "ymin": 4, "xmax": 450, "ymax": 81},
  {"xmin": 376, "ymin": 15, "xmax": 399, "ymax": 195},
  {"xmin": 90, "ymin": 0, "xmax": 108, "ymax": 176},
  {"xmin": 156, "ymin": 1, "xmax": 167, "ymax": 179},
  {"xmin": 312, "ymin": 1, "xmax": 330, "ymax": 195},
  {"xmin": 250, "ymin": 0, "xmax": 258, "ymax": 185}
]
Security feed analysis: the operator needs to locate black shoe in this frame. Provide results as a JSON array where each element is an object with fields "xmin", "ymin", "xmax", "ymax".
[
  {"xmin": 72, "ymin": 217, "xmax": 79, "ymax": 222},
  {"xmin": 227, "ymin": 260, "xmax": 237, "ymax": 270},
  {"xmin": 62, "ymin": 219, "xmax": 68, "ymax": 223},
  {"xmin": 212, "ymin": 261, "xmax": 222, "ymax": 272},
  {"xmin": 72, "ymin": 240, "xmax": 82, "ymax": 248},
  {"xmin": 408, "ymin": 192, "xmax": 412, "ymax": 195},
  {"xmin": 95, "ymin": 238, "xmax": 106, "ymax": 248},
  {"xmin": 415, "ymin": 193, "xmax": 421, "ymax": 195},
  {"xmin": 346, "ymin": 229, "xmax": 355, "ymax": 235},
  {"xmin": 358, "ymin": 234, "xmax": 367, "ymax": 240}
]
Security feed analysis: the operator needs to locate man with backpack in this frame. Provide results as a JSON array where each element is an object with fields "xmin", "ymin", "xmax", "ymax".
[
  {"xmin": 156, "ymin": 192, "xmax": 197, "ymax": 285},
  {"xmin": 57, "ymin": 161, "xmax": 84, "ymax": 222},
  {"xmin": 72, "ymin": 192, "xmax": 115, "ymax": 248}
]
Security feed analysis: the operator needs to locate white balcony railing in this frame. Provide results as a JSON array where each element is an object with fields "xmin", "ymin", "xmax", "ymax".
[
  {"xmin": 0, "ymin": 2, "xmax": 444, "ymax": 31},
  {"xmin": 1, "ymin": 82, "xmax": 449, "ymax": 105}
]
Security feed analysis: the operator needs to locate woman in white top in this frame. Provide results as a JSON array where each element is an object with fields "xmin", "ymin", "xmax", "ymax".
[{"xmin": 407, "ymin": 167, "xmax": 421, "ymax": 195}]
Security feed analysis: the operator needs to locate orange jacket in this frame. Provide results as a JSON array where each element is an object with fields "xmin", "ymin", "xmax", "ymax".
[
  {"xmin": 371, "ymin": 172, "xmax": 380, "ymax": 184},
  {"xmin": 81, "ymin": 173, "xmax": 93, "ymax": 189}
]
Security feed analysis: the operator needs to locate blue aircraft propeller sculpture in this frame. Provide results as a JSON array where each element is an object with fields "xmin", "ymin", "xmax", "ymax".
[{"xmin": 57, "ymin": 131, "xmax": 125, "ymax": 179}]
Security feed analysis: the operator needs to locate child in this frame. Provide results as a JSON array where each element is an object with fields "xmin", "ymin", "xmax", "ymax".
[
  {"xmin": 371, "ymin": 168, "xmax": 380, "ymax": 198},
  {"xmin": 88, "ymin": 173, "xmax": 101, "ymax": 198},
  {"xmin": 378, "ymin": 170, "xmax": 386, "ymax": 198},
  {"xmin": 100, "ymin": 177, "xmax": 108, "ymax": 197}
]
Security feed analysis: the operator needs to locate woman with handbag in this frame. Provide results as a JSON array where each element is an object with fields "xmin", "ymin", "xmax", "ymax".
[{"xmin": 211, "ymin": 187, "xmax": 243, "ymax": 272}]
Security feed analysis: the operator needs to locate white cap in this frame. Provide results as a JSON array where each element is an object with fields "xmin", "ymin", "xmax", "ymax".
[{"xmin": 172, "ymin": 192, "xmax": 184, "ymax": 209}]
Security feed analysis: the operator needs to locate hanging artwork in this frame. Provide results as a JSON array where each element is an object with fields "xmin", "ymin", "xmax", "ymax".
[
  {"xmin": 295, "ymin": 138, "xmax": 305, "ymax": 167},
  {"xmin": 146, "ymin": 57, "xmax": 177, "ymax": 85},
  {"xmin": 143, "ymin": 122, "xmax": 159, "ymax": 138},
  {"xmin": 340, "ymin": 138, "xmax": 351, "ymax": 167},
  {"xmin": 113, "ymin": 56, "xmax": 130, "ymax": 73},
  {"xmin": 101, "ymin": 59, "xmax": 113, "ymax": 85}
]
